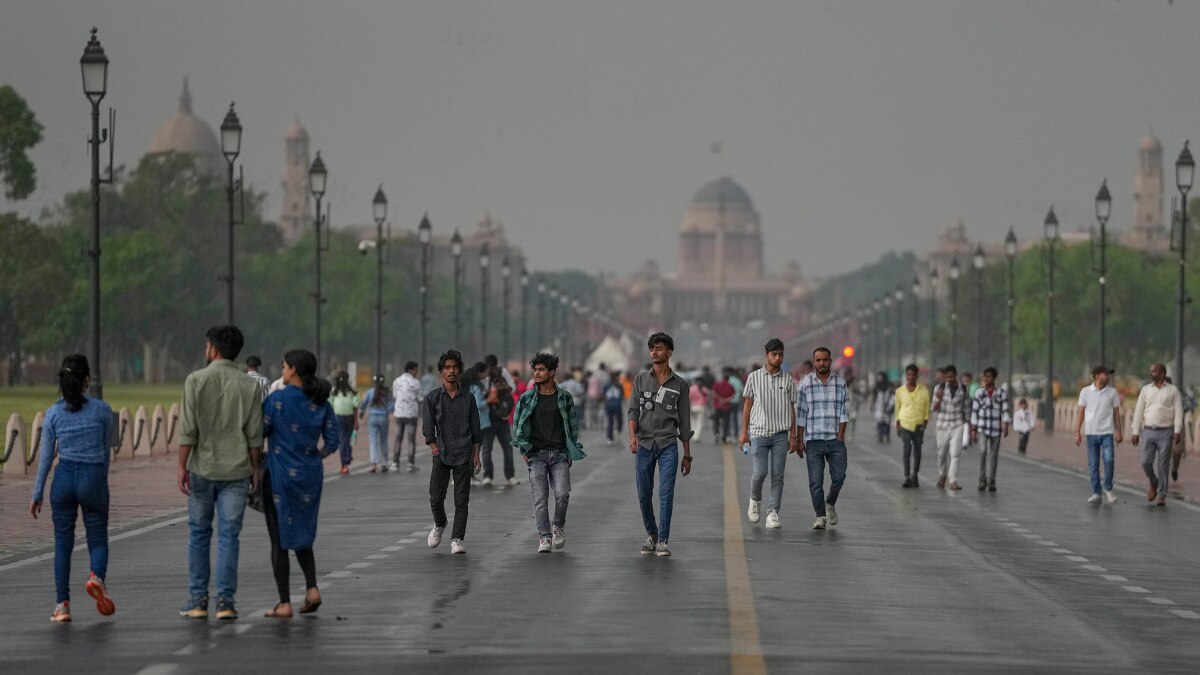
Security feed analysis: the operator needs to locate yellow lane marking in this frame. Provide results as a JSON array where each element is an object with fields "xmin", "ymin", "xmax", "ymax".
[{"xmin": 723, "ymin": 443, "xmax": 767, "ymax": 675}]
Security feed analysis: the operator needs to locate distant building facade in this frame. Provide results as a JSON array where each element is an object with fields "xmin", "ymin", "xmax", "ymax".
[
  {"xmin": 147, "ymin": 77, "xmax": 224, "ymax": 176},
  {"xmin": 1126, "ymin": 131, "xmax": 1170, "ymax": 254},
  {"xmin": 279, "ymin": 120, "xmax": 313, "ymax": 246}
]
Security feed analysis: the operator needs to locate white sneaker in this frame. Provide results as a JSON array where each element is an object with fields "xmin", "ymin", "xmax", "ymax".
[
  {"xmin": 482, "ymin": 477, "xmax": 493, "ymax": 486},
  {"xmin": 1103, "ymin": 490, "xmax": 1118, "ymax": 504},
  {"xmin": 450, "ymin": 538, "xmax": 466, "ymax": 554},
  {"xmin": 747, "ymin": 499, "xmax": 761, "ymax": 523},
  {"xmin": 765, "ymin": 512, "xmax": 781, "ymax": 529},
  {"xmin": 1087, "ymin": 493, "xmax": 1102, "ymax": 504},
  {"xmin": 552, "ymin": 526, "xmax": 565, "ymax": 549},
  {"xmin": 812, "ymin": 516, "xmax": 827, "ymax": 530},
  {"xmin": 825, "ymin": 503, "xmax": 838, "ymax": 526},
  {"xmin": 507, "ymin": 477, "xmax": 521, "ymax": 486},
  {"xmin": 389, "ymin": 462, "xmax": 399, "ymax": 471},
  {"xmin": 427, "ymin": 526, "xmax": 445, "ymax": 548},
  {"xmin": 537, "ymin": 537, "xmax": 552, "ymax": 553}
]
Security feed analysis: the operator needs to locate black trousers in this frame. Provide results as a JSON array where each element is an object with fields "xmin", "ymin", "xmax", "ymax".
[
  {"xmin": 429, "ymin": 458, "xmax": 472, "ymax": 541},
  {"xmin": 262, "ymin": 468, "xmax": 317, "ymax": 604},
  {"xmin": 899, "ymin": 427, "xmax": 924, "ymax": 477},
  {"xmin": 482, "ymin": 418, "xmax": 515, "ymax": 480},
  {"xmin": 1017, "ymin": 431, "xmax": 1030, "ymax": 454}
]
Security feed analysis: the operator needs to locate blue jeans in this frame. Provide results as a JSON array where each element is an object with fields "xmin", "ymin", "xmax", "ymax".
[
  {"xmin": 337, "ymin": 415, "xmax": 355, "ymax": 466},
  {"xmin": 1086, "ymin": 434, "xmax": 1115, "ymax": 494},
  {"xmin": 187, "ymin": 473, "xmax": 249, "ymax": 601},
  {"xmin": 635, "ymin": 443, "xmax": 679, "ymax": 543},
  {"xmin": 367, "ymin": 413, "xmax": 389, "ymax": 465},
  {"xmin": 50, "ymin": 460, "xmax": 110, "ymax": 603},
  {"xmin": 528, "ymin": 449, "xmax": 571, "ymax": 538},
  {"xmin": 805, "ymin": 439, "xmax": 847, "ymax": 517},
  {"xmin": 750, "ymin": 431, "xmax": 789, "ymax": 514}
]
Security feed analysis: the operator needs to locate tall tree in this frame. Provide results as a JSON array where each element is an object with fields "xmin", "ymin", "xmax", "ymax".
[{"xmin": 0, "ymin": 85, "xmax": 44, "ymax": 201}]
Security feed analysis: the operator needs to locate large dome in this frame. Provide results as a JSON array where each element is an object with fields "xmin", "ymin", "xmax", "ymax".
[
  {"xmin": 691, "ymin": 176, "xmax": 753, "ymax": 209},
  {"xmin": 148, "ymin": 78, "xmax": 223, "ymax": 175}
]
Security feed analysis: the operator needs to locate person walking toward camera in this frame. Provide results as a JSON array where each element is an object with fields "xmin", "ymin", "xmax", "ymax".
[
  {"xmin": 30, "ymin": 355, "xmax": 116, "ymax": 623},
  {"xmin": 423, "ymin": 350, "xmax": 482, "ymax": 554},
  {"xmin": 1074, "ymin": 365, "xmax": 1123, "ymax": 505},
  {"xmin": 969, "ymin": 367, "xmax": 1009, "ymax": 493},
  {"xmin": 1012, "ymin": 398, "xmax": 1035, "ymax": 454},
  {"xmin": 931, "ymin": 365, "xmax": 967, "ymax": 490},
  {"xmin": 796, "ymin": 347, "xmax": 850, "ymax": 530},
  {"xmin": 894, "ymin": 363, "xmax": 930, "ymax": 488},
  {"xmin": 739, "ymin": 338, "xmax": 796, "ymax": 529},
  {"xmin": 1131, "ymin": 363, "xmax": 1183, "ymax": 507}
]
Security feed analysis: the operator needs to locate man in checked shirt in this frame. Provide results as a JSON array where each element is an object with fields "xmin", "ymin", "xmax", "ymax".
[
  {"xmin": 969, "ymin": 367, "xmax": 1010, "ymax": 492},
  {"xmin": 795, "ymin": 347, "xmax": 849, "ymax": 530}
]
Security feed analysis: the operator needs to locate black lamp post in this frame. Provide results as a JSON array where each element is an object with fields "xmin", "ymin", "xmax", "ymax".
[
  {"xmin": 872, "ymin": 299, "xmax": 882, "ymax": 377},
  {"xmin": 1174, "ymin": 142, "xmax": 1194, "ymax": 408},
  {"xmin": 520, "ymin": 267, "xmax": 529, "ymax": 359},
  {"xmin": 883, "ymin": 294, "xmax": 893, "ymax": 377},
  {"xmin": 1044, "ymin": 206, "xmax": 1059, "ymax": 432},
  {"xmin": 1005, "ymin": 228, "xmax": 1017, "ymax": 397},
  {"xmin": 911, "ymin": 277, "xmax": 920, "ymax": 368},
  {"xmin": 81, "ymin": 27, "xmax": 112, "ymax": 399},
  {"xmin": 949, "ymin": 256, "xmax": 960, "ymax": 365},
  {"xmin": 451, "ymin": 229, "xmax": 463, "ymax": 347},
  {"xmin": 219, "ymin": 102, "xmax": 243, "ymax": 325},
  {"xmin": 371, "ymin": 185, "xmax": 388, "ymax": 376},
  {"xmin": 973, "ymin": 244, "xmax": 985, "ymax": 369},
  {"xmin": 893, "ymin": 286, "xmax": 904, "ymax": 370},
  {"xmin": 538, "ymin": 281, "xmax": 548, "ymax": 351},
  {"xmin": 308, "ymin": 152, "xmax": 329, "ymax": 367},
  {"xmin": 480, "ymin": 242, "xmax": 490, "ymax": 355},
  {"xmin": 928, "ymin": 266, "xmax": 939, "ymax": 375},
  {"xmin": 1094, "ymin": 179, "xmax": 1111, "ymax": 366},
  {"xmin": 418, "ymin": 214, "xmax": 431, "ymax": 372},
  {"xmin": 501, "ymin": 257, "xmax": 511, "ymax": 361}
]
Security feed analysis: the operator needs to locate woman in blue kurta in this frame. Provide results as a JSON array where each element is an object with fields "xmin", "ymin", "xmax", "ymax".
[{"xmin": 261, "ymin": 349, "xmax": 339, "ymax": 618}]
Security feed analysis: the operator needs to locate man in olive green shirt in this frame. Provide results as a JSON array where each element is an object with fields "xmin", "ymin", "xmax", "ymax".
[{"xmin": 177, "ymin": 325, "xmax": 263, "ymax": 621}]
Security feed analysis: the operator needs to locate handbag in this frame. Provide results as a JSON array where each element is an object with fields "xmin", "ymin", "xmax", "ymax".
[{"xmin": 247, "ymin": 472, "xmax": 265, "ymax": 513}]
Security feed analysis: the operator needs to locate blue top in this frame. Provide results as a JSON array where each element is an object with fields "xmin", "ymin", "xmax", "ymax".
[
  {"xmin": 471, "ymin": 383, "xmax": 492, "ymax": 430},
  {"xmin": 263, "ymin": 385, "xmax": 340, "ymax": 550},
  {"xmin": 358, "ymin": 388, "xmax": 395, "ymax": 417},
  {"xmin": 33, "ymin": 397, "xmax": 114, "ymax": 502}
]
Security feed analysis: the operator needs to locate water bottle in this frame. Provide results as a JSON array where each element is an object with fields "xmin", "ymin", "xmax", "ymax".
[{"xmin": 741, "ymin": 442, "xmax": 751, "ymax": 456}]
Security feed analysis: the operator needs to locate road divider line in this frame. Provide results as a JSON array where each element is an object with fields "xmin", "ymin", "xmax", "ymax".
[{"xmin": 722, "ymin": 443, "xmax": 767, "ymax": 675}]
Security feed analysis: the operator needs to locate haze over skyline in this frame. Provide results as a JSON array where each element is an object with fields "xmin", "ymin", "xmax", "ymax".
[{"xmin": 2, "ymin": 0, "xmax": 1198, "ymax": 279}]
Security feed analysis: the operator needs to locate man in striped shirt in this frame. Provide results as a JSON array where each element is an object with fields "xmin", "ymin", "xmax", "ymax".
[
  {"xmin": 738, "ymin": 338, "xmax": 797, "ymax": 529},
  {"xmin": 795, "ymin": 346, "xmax": 849, "ymax": 530}
]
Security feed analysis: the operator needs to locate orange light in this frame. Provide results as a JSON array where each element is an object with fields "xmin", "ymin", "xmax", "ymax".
[{"xmin": 842, "ymin": 345, "xmax": 856, "ymax": 358}]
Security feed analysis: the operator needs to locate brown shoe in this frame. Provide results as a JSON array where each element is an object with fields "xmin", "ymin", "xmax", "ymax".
[
  {"xmin": 1155, "ymin": 497, "xmax": 1167, "ymax": 507},
  {"xmin": 949, "ymin": 482, "xmax": 962, "ymax": 490},
  {"xmin": 936, "ymin": 476, "xmax": 946, "ymax": 489},
  {"xmin": 1147, "ymin": 487, "xmax": 1158, "ymax": 502}
]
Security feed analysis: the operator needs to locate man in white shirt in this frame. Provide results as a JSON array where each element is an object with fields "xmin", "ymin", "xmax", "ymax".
[
  {"xmin": 392, "ymin": 361, "xmax": 423, "ymax": 472},
  {"xmin": 1130, "ymin": 363, "xmax": 1183, "ymax": 507},
  {"xmin": 1074, "ymin": 366, "xmax": 1123, "ymax": 505}
]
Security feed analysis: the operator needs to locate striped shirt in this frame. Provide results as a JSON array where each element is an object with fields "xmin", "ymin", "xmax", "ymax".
[
  {"xmin": 796, "ymin": 372, "xmax": 849, "ymax": 441},
  {"xmin": 970, "ymin": 387, "xmax": 1010, "ymax": 438},
  {"xmin": 742, "ymin": 367, "xmax": 796, "ymax": 437},
  {"xmin": 932, "ymin": 382, "xmax": 968, "ymax": 431}
]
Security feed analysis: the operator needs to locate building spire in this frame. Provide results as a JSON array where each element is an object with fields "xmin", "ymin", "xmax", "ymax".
[{"xmin": 180, "ymin": 76, "xmax": 193, "ymax": 114}]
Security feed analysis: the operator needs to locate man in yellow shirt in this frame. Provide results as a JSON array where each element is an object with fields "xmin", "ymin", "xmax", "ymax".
[{"xmin": 894, "ymin": 363, "xmax": 930, "ymax": 488}]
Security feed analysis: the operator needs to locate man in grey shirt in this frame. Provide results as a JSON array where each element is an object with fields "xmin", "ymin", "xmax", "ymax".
[
  {"xmin": 422, "ymin": 350, "xmax": 482, "ymax": 555},
  {"xmin": 628, "ymin": 332, "xmax": 693, "ymax": 557}
]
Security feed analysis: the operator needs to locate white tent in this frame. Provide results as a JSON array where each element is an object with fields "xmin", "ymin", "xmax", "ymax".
[{"xmin": 586, "ymin": 335, "xmax": 632, "ymax": 373}]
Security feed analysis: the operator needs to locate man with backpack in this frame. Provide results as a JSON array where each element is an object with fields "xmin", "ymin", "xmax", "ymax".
[{"xmin": 483, "ymin": 358, "xmax": 519, "ymax": 486}]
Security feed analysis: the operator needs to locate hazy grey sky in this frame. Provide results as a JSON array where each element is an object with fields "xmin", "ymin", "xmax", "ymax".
[{"xmin": 3, "ymin": 1, "xmax": 1198, "ymax": 279}]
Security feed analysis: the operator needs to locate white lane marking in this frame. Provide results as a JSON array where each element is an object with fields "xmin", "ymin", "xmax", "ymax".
[
  {"xmin": 1146, "ymin": 597, "xmax": 1176, "ymax": 606},
  {"xmin": 381, "ymin": 546, "xmax": 403, "ymax": 552},
  {"xmin": 326, "ymin": 570, "xmax": 351, "ymax": 578},
  {"xmin": 365, "ymin": 554, "xmax": 388, "ymax": 560},
  {"xmin": 234, "ymin": 623, "xmax": 253, "ymax": 635},
  {"xmin": 1012, "ymin": 528, "xmax": 1031, "ymax": 533},
  {"xmin": 1037, "ymin": 541, "xmax": 1057, "ymax": 546},
  {"xmin": 0, "ymin": 512, "xmax": 188, "ymax": 573},
  {"xmin": 1052, "ymin": 549, "xmax": 1074, "ymax": 554},
  {"xmin": 173, "ymin": 645, "xmax": 196, "ymax": 656},
  {"xmin": 1170, "ymin": 610, "xmax": 1200, "ymax": 619},
  {"xmin": 1122, "ymin": 586, "xmax": 1149, "ymax": 593},
  {"xmin": 1101, "ymin": 575, "xmax": 1129, "ymax": 582},
  {"xmin": 1080, "ymin": 564, "xmax": 1107, "ymax": 572},
  {"xmin": 1022, "ymin": 534, "xmax": 1041, "ymax": 539},
  {"xmin": 346, "ymin": 562, "xmax": 372, "ymax": 569},
  {"xmin": 397, "ymin": 538, "xmax": 418, "ymax": 544},
  {"xmin": 1065, "ymin": 556, "xmax": 1089, "ymax": 562},
  {"xmin": 134, "ymin": 665, "xmax": 178, "ymax": 675},
  {"xmin": 1001, "ymin": 449, "xmax": 1200, "ymax": 513}
]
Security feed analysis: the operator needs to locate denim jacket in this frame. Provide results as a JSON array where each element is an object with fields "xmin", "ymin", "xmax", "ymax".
[{"xmin": 512, "ymin": 386, "xmax": 586, "ymax": 461}]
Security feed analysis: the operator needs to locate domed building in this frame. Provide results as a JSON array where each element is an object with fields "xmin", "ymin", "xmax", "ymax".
[{"xmin": 147, "ymin": 78, "xmax": 224, "ymax": 176}]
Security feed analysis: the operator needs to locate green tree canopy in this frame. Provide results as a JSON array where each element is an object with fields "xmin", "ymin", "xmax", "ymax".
[{"xmin": 0, "ymin": 85, "xmax": 44, "ymax": 201}]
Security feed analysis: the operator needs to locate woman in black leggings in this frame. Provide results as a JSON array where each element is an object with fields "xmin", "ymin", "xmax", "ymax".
[{"xmin": 260, "ymin": 349, "xmax": 340, "ymax": 617}]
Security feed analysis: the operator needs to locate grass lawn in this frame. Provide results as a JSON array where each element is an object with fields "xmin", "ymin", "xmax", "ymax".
[{"xmin": 0, "ymin": 383, "xmax": 185, "ymax": 424}]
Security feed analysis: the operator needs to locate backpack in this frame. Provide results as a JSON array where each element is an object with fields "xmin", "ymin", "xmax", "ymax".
[{"xmin": 488, "ymin": 377, "xmax": 514, "ymax": 418}]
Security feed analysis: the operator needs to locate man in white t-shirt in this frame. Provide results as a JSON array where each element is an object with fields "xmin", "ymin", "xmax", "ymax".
[
  {"xmin": 1074, "ymin": 365, "xmax": 1123, "ymax": 505},
  {"xmin": 392, "ymin": 361, "xmax": 423, "ymax": 472}
]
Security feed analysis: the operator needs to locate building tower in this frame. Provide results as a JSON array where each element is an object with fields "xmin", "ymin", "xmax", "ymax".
[
  {"xmin": 279, "ymin": 119, "xmax": 312, "ymax": 246},
  {"xmin": 1127, "ymin": 131, "xmax": 1169, "ymax": 253}
]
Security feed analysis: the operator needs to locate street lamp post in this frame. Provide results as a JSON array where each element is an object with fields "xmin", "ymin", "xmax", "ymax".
[
  {"xmin": 501, "ymin": 257, "xmax": 511, "ymax": 362},
  {"xmin": 548, "ymin": 286, "xmax": 560, "ymax": 353},
  {"xmin": 308, "ymin": 152, "xmax": 329, "ymax": 367},
  {"xmin": 1174, "ymin": 142, "xmax": 1194, "ymax": 414},
  {"xmin": 81, "ymin": 28, "xmax": 112, "ymax": 398},
  {"xmin": 911, "ymin": 277, "xmax": 920, "ymax": 369},
  {"xmin": 973, "ymin": 244, "xmax": 985, "ymax": 369},
  {"xmin": 219, "ymin": 103, "xmax": 243, "ymax": 325},
  {"xmin": 559, "ymin": 293, "xmax": 570, "ymax": 359},
  {"xmin": 371, "ymin": 185, "xmax": 388, "ymax": 376},
  {"xmin": 872, "ymin": 299, "xmax": 882, "ymax": 377},
  {"xmin": 894, "ymin": 286, "xmax": 904, "ymax": 369},
  {"xmin": 480, "ymin": 242, "xmax": 490, "ymax": 355},
  {"xmin": 929, "ymin": 266, "xmax": 939, "ymax": 375},
  {"xmin": 1095, "ymin": 179, "xmax": 1111, "ymax": 366},
  {"xmin": 538, "ymin": 281, "xmax": 548, "ymax": 351},
  {"xmin": 1044, "ymin": 207, "xmax": 1059, "ymax": 432},
  {"xmin": 949, "ymin": 256, "xmax": 960, "ymax": 365},
  {"xmin": 1005, "ymin": 228, "xmax": 1018, "ymax": 398},
  {"xmin": 451, "ymin": 229, "xmax": 463, "ymax": 347},
  {"xmin": 883, "ymin": 294, "xmax": 893, "ymax": 377},
  {"xmin": 418, "ymin": 214, "xmax": 431, "ymax": 372},
  {"xmin": 520, "ymin": 267, "xmax": 529, "ymax": 359}
]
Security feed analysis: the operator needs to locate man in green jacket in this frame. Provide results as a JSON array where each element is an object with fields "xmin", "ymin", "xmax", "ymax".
[{"xmin": 513, "ymin": 352, "xmax": 585, "ymax": 553}]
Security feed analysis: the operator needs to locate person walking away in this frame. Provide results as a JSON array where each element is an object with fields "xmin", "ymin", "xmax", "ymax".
[
  {"xmin": 1131, "ymin": 363, "xmax": 1184, "ymax": 507},
  {"xmin": 872, "ymin": 372, "xmax": 894, "ymax": 444},
  {"xmin": 959, "ymin": 372, "xmax": 975, "ymax": 451},
  {"xmin": 261, "ymin": 349, "xmax": 339, "ymax": 617},
  {"xmin": 969, "ymin": 367, "xmax": 1010, "ymax": 493},
  {"xmin": 513, "ymin": 352, "xmax": 586, "ymax": 552},
  {"xmin": 739, "ymin": 338, "xmax": 797, "ymax": 528},
  {"xmin": 391, "ymin": 361, "xmax": 422, "ymax": 472},
  {"xmin": 589, "ymin": 362, "xmax": 610, "ymax": 429},
  {"xmin": 483, "ymin": 361, "xmax": 519, "ymax": 486},
  {"xmin": 358, "ymin": 374, "xmax": 393, "ymax": 473},
  {"xmin": 1073, "ymin": 365, "xmax": 1122, "ymax": 504},
  {"xmin": 245, "ymin": 355, "xmax": 270, "ymax": 398},
  {"xmin": 178, "ymin": 325, "xmax": 263, "ymax": 621},
  {"xmin": 603, "ymin": 371, "xmax": 626, "ymax": 446},
  {"xmin": 711, "ymin": 373, "xmax": 735, "ymax": 443},
  {"xmin": 796, "ymin": 347, "xmax": 849, "ymax": 530},
  {"xmin": 465, "ymin": 363, "xmax": 493, "ymax": 485},
  {"xmin": 560, "ymin": 370, "xmax": 586, "ymax": 429},
  {"xmin": 628, "ymin": 333, "xmax": 693, "ymax": 557},
  {"xmin": 932, "ymin": 365, "xmax": 967, "ymax": 490},
  {"xmin": 1012, "ymin": 399, "xmax": 1035, "ymax": 454},
  {"xmin": 688, "ymin": 377, "xmax": 708, "ymax": 445},
  {"xmin": 30, "ymin": 355, "xmax": 116, "ymax": 622},
  {"xmin": 728, "ymin": 368, "xmax": 745, "ymax": 440},
  {"xmin": 423, "ymin": 350, "xmax": 482, "ymax": 554},
  {"xmin": 329, "ymin": 372, "xmax": 359, "ymax": 474},
  {"xmin": 894, "ymin": 364, "xmax": 930, "ymax": 488}
]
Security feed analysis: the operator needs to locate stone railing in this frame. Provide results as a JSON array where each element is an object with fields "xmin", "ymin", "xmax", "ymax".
[{"xmin": 1, "ymin": 403, "xmax": 180, "ymax": 477}]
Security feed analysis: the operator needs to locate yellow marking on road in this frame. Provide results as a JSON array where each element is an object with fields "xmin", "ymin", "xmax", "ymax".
[{"xmin": 723, "ymin": 443, "xmax": 767, "ymax": 675}]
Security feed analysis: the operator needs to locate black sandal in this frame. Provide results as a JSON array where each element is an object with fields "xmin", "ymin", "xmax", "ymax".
[{"xmin": 299, "ymin": 597, "xmax": 321, "ymax": 614}]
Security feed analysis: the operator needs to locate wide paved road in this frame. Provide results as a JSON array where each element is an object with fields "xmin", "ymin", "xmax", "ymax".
[{"xmin": 2, "ymin": 427, "xmax": 1199, "ymax": 674}]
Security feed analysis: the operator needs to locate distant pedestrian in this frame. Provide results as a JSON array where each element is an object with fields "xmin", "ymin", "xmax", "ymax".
[
  {"xmin": 589, "ymin": 362, "xmax": 610, "ymax": 429},
  {"xmin": 711, "ymin": 372, "xmax": 735, "ymax": 443},
  {"xmin": 894, "ymin": 363, "xmax": 930, "ymax": 488},
  {"xmin": 391, "ymin": 361, "xmax": 422, "ymax": 472},
  {"xmin": 604, "ymin": 371, "xmax": 625, "ymax": 446},
  {"xmin": 728, "ymin": 367, "xmax": 745, "ymax": 440},
  {"xmin": 483, "ymin": 360, "xmax": 519, "ymax": 486},
  {"xmin": 465, "ymin": 363, "xmax": 493, "ymax": 486},
  {"xmin": 932, "ymin": 364, "xmax": 967, "ymax": 490},
  {"xmin": 628, "ymin": 333, "xmax": 693, "ymax": 557},
  {"xmin": 513, "ymin": 352, "xmax": 585, "ymax": 553},
  {"xmin": 261, "ymin": 349, "xmax": 339, "ymax": 618},
  {"xmin": 1131, "ymin": 363, "xmax": 1182, "ymax": 507},
  {"xmin": 245, "ymin": 355, "xmax": 270, "ymax": 397},
  {"xmin": 1012, "ymin": 398, "xmax": 1035, "ymax": 454},
  {"xmin": 329, "ymin": 372, "xmax": 359, "ymax": 474},
  {"xmin": 423, "ymin": 350, "xmax": 482, "ymax": 554},
  {"xmin": 688, "ymin": 376, "xmax": 708, "ymax": 444},
  {"xmin": 872, "ymin": 372, "xmax": 894, "ymax": 443},
  {"xmin": 969, "ymin": 367, "xmax": 1009, "ymax": 492},
  {"xmin": 796, "ymin": 347, "xmax": 849, "ymax": 530},
  {"xmin": 178, "ymin": 325, "xmax": 263, "ymax": 621},
  {"xmin": 739, "ymin": 338, "xmax": 797, "ymax": 529},
  {"xmin": 560, "ymin": 369, "xmax": 586, "ymax": 429},
  {"xmin": 1073, "ymin": 365, "xmax": 1122, "ymax": 505},
  {"xmin": 30, "ymin": 354, "xmax": 116, "ymax": 622},
  {"xmin": 959, "ymin": 372, "xmax": 975, "ymax": 451},
  {"xmin": 358, "ymin": 374, "xmax": 394, "ymax": 473}
]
